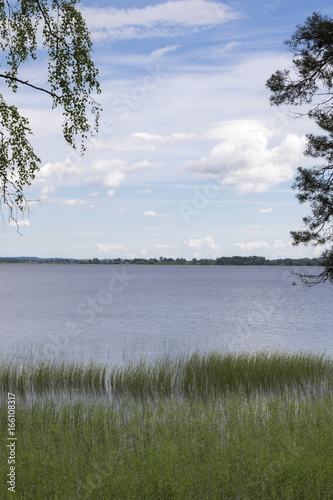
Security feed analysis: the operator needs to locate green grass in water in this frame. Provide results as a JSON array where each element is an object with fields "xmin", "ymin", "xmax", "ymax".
[
  {"xmin": 1, "ymin": 351, "xmax": 332, "ymax": 399},
  {"xmin": 1, "ymin": 351, "xmax": 333, "ymax": 499}
]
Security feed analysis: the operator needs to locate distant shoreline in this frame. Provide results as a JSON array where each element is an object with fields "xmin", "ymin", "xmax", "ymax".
[{"xmin": 0, "ymin": 256, "xmax": 323, "ymax": 267}]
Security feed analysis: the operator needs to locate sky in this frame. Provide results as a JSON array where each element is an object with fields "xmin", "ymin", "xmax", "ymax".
[{"xmin": 1, "ymin": 0, "xmax": 333, "ymax": 260}]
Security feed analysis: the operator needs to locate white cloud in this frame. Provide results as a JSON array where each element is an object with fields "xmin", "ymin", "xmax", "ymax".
[
  {"xmin": 92, "ymin": 159, "xmax": 126, "ymax": 171},
  {"xmin": 132, "ymin": 132, "xmax": 196, "ymax": 146},
  {"xmin": 40, "ymin": 197, "xmax": 93, "ymax": 208},
  {"xmin": 85, "ymin": 158, "xmax": 160, "ymax": 191},
  {"xmin": 127, "ymin": 160, "xmax": 163, "ymax": 171},
  {"xmin": 217, "ymin": 41, "xmax": 243, "ymax": 54},
  {"xmin": 235, "ymin": 241, "xmax": 270, "ymax": 251},
  {"xmin": 93, "ymin": 137, "xmax": 156, "ymax": 152},
  {"xmin": 143, "ymin": 210, "xmax": 165, "ymax": 217},
  {"xmin": 96, "ymin": 243, "xmax": 125, "ymax": 255},
  {"xmin": 40, "ymin": 186, "xmax": 55, "ymax": 195},
  {"xmin": 35, "ymin": 160, "xmax": 83, "ymax": 184},
  {"xmin": 185, "ymin": 120, "xmax": 306, "ymax": 193},
  {"xmin": 81, "ymin": 1, "xmax": 239, "ymax": 40},
  {"xmin": 65, "ymin": 199, "xmax": 91, "ymax": 208},
  {"xmin": 153, "ymin": 244, "xmax": 169, "ymax": 249},
  {"xmin": 259, "ymin": 208, "xmax": 273, "ymax": 213},
  {"xmin": 139, "ymin": 189, "xmax": 152, "ymax": 194},
  {"xmin": 86, "ymin": 169, "xmax": 126, "ymax": 189},
  {"xmin": 62, "ymin": 199, "xmax": 87, "ymax": 207},
  {"xmin": 273, "ymin": 240, "xmax": 291, "ymax": 248},
  {"xmin": 150, "ymin": 45, "xmax": 181, "ymax": 60},
  {"xmin": 9, "ymin": 220, "xmax": 31, "ymax": 227},
  {"xmin": 187, "ymin": 235, "xmax": 218, "ymax": 250}
]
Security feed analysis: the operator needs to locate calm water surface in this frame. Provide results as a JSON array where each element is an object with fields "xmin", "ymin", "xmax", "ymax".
[{"xmin": 1, "ymin": 264, "xmax": 332, "ymax": 365}]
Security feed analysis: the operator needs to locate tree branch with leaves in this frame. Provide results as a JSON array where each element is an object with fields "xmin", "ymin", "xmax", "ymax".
[
  {"xmin": 266, "ymin": 11, "xmax": 333, "ymax": 285},
  {"xmin": 0, "ymin": 0, "xmax": 101, "ymax": 220}
]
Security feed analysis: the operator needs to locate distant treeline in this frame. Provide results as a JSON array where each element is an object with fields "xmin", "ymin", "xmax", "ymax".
[{"xmin": 0, "ymin": 256, "xmax": 323, "ymax": 266}]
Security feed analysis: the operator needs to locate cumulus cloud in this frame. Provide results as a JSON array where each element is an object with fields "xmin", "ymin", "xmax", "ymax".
[
  {"xmin": 187, "ymin": 235, "xmax": 218, "ymax": 250},
  {"xmin": 35, "ymin": 160, "xmax": 83, "ymax": 184},
  {"xmin": 143, "ymin": 210, "xmax": 165, "ymax": 217},
  {"xmin": 81, "ymin": 1, "xmax": 239, "ymax": 40},
  {"xmin": 85, "ymin": 158, "xmax": 161, "ymax": 190},
  {"xmin": 259, "ymin": 208, "xmax": 273, "ymax": 213},
  {"xmin": 235, "ymin": 241, "xmax": 270, "ymax": 251},
  {"xmin": 62, "ymin": 199, "xmax": 87, "ymax": 207},
  {"xmin": 86, "ymin": 159, "xmax": 127, "ymax": 189},
  {"xmin": 185, "ymin": 120, "xmax": 306, "ymax": 193},
  {"xmin": 40, "ymin": 186, "xmax": 55, "ymax": 195}
]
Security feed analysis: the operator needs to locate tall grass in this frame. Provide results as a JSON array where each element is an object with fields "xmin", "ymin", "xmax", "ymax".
[
  {"xmin": 1, "ymin": 352, "xmax": 333, "ymax": 498},
  {"xmin": 0, "ymin": 361, "xmax": 107, "ymax": 398},
  {"xmin": 1, "ymin": 395, "xmax": 333, "ymax": 498},
  {"xmin": 1, "ymin": 351, "xmax": 332, "ymax": 399},
  {"xmin": 108, "ymin": 351, "xmax": 333, "ymax": 399}
]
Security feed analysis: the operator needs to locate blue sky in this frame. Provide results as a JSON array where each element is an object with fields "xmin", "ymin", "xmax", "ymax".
[{"xmin": 2, "ymin": 0, "xmax": 333, "ymax": 259}]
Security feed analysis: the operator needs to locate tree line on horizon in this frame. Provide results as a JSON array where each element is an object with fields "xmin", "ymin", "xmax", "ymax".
[{"xmin": 0, "ymin": 256, "xmax": 322, "ymax": 266}]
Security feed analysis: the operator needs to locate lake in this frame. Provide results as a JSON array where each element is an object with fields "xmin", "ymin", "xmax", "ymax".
[{"xmin": 1, "ymin": 264, "xmax": 332, "ymax": 365}]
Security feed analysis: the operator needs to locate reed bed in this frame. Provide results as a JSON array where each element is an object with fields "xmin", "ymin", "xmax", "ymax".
[
  {"xmin": 1, "ymin": 394, "xmax": 333, "ymax": 498},
  {"xmin": 1, "ymin": 352, "xmax": 333, "ymax": 497},
  {"xmin": 0, "ymin": 361, "xmax": 107, "ymax": 398},
  {"xmin": 109, "ymin": 351, "xmax": 333, "ymax": 398},
  {"xmin": 1, "ymin": 351, "xmax": 332, "ymax": 399}
]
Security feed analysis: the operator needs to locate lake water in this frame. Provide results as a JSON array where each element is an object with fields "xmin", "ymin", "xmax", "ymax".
[{"xmin": 1, "ymin": 264, "xmax": 332, "ymax": 365}]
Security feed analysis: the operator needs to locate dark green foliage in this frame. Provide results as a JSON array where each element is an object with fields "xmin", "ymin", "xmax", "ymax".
[
  {"xmin": 266, "ymin": 12, "xmax": 333, "ymax": 284},
  {"xmin": 0, "ymin": 1, "xmax": 101, "ymax": 217}
]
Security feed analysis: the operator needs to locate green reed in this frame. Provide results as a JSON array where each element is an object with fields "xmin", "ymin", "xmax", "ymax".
[
  {"xmin": 109, "ymin": 351, "xmax": 333, "ymax": 399},
  {"xmin": 1, "ymin": 351, "xmax": 332, "ymax": 399},
  {"xmin": 1, "ymin": 352, "xmax": 333, "ymax": 498},
  {"xmin": 1, "ymin": 394, "xmax": 333, "ymax": 499},
  {"xmin": 0, "ymin": 361, "xmax": 108, "ymax": 397}
]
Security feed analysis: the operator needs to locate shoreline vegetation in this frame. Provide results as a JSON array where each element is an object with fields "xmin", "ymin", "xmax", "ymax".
[
  {"xmin": 0, "ymin": 255, "xmax": 323, "ymax": 266},
  {"xmin": 1, "ymin": 352, "xmax": 333, "ymax": 498}
]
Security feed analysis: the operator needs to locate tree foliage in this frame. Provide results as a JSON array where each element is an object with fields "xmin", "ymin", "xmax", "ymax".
[
  {"xmin": 0, "ymin": 0, "xmax": 101, "ymax": 218},
  {"xmin": 266, "ymin": 11, "xmax": 333, "ymax": 285}
]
